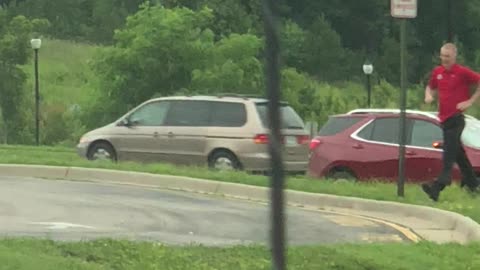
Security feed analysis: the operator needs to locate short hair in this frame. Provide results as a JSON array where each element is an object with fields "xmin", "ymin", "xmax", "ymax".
[{"xmin": 441, "ymin": 43, "xmax": 458, "ymax": 55}]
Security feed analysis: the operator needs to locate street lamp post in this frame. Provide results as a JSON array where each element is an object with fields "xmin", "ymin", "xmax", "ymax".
[
  {"xmin": 362, "ymin": 61, "xmax": 374, "ymax": 108},
  {"xmin": 31, "ymin": 38, "xmax": 41, "ymax": 146}
]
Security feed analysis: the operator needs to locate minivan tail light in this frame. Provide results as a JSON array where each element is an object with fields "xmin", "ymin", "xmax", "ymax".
[
  {"xmin": 254, "ymin": 134, "xmax": 269, "ymax": 144},
  {"xmin": 297, "ymin": 135, "xmax": 310, "ymax": 145},
  {"xmin": 309, "ymin": 138, "xmax": 322, "ymax": 151}
]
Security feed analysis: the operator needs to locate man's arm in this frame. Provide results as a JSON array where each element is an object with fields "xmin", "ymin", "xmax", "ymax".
[
  {"xmin": 465, "ymin": 67, "xmax": 480, "ymax": 102},
  {"xmin": 425, "ymin": 85, "xmax": 435, "ymax": 104},
  {"xmin": 425, "ymin": 70, "xmax": 438, "ymax": 104},
  {"xmin": 457, "ymin": 84, "xmax": 480, "ymax": 111},
  {"xmin": 457, "ymin": 68, "xmax": 480, "ymax": 111},
  {"xmin": 470, "ymin": 84, "xmax": 480, "ymax": 103}
]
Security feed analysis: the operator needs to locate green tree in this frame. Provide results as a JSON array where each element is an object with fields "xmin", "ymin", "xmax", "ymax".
[
  {"xmin": 280, "ymin": 20, "xmax": 306, "ymax": 70},
  {"xmin": 300, "ymin": 16, "xmax": 356, "ymax": 82},
  {"xmin": 7, "ymin": 0, "xmax": 91, "ymax": 40},
  {"xmin": 94, "ymin": 4, "xmax": 214, "ymax": 108},
  {"xmin": 161, "ymin": 0, "xmax": 263, "ymax": 37},
  {"xmin": 89, "ymin": 4, "xmax": 266, "ymax": 126},
  {"xmin": 0, "ymin": 13, "xmax": 48, "ymax": 143},
  {"xmin": 7, "ymin": 0, "xmax": 144, "ymax": 43},
  {"xmin": 190, "ymin": 33, "xmax": 264, "ymax": 94}
]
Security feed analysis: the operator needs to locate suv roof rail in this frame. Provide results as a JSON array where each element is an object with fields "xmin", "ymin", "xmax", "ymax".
[
  {"xmin": 348, "ymin": 109, "xmax": 480, "ymax": 122},
  {"xmin": 215, "ymin": 93, "xmax": 265, "ymax": 99},
  {"xmin": 346, "ymin": 108, "xmax": 438, "ymax": 119}
]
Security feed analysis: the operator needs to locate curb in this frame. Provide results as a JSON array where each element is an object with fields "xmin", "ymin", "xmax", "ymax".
[{"xmin": 1, "ymin": 164, "xmax": 480, "ymax": 243}]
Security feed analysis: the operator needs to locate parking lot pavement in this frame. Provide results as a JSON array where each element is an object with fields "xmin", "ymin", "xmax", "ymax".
[{"xmin": 0, "ymin": 176, "xmax": 413, "ymax": 245}]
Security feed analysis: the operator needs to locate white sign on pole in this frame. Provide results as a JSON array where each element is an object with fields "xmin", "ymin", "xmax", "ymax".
[{"xmin": 391, "ymin": 0, "xmax": 417, "ymax": 19}]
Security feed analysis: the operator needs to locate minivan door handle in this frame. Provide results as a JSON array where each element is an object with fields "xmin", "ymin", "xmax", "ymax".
[
  {"xmin": 167, "ymin": 132, "xmax": 174, "ymax": 138},
  {"xmin": 153, "ymin": 132, "xmax": 159, "ymax": 138},
  {"xmin": 352, "ymin": 143, "xmax": 363, "ymax": 149}
]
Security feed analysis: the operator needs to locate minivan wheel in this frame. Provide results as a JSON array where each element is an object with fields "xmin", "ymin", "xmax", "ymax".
[
  {"xmin": 209, "ymin": 151, "xmax": 240, "ymax": 171},
  {"xmin": 87, "ymin": 142, "xmax": 116, "ymax": 162}
]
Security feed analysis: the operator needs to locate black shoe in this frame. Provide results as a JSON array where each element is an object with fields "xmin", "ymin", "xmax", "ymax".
[
  {"xmin": 422, "ymin": 183, "xmax": 440, "ymax": 202},
  {"xmin": 461, "ymin": 178, "xmax": 479, "ymax": 194},
  {"xmin": 464, "ymin": 184, "xmax": 480, "ymax": 195}
]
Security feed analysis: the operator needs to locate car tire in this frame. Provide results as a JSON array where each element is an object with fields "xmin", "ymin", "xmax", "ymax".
[
  {"xmin": 208, "ymin": 150, "xmax": 241, "ymax": 171},
  {"xmin": 87, "ymin": 142, "xmax": 117, "ymax": 162},
  {"xmin": 328, "ymin": 170, "xmax": 356, "ymax": 182}
]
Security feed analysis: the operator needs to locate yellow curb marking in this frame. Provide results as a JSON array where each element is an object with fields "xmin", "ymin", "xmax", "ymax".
[{"xmin": 299, "ymin": 207, "xmax": 421, "ymax": 243}]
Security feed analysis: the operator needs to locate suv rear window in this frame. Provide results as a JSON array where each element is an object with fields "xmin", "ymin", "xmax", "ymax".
[
  {"xmin": 255, "ymin": 103, "xmax": 305, "ymax": 129},
  {"xmin": 318, "ymin": 116, "xmax": 362, "ymax": 136}
]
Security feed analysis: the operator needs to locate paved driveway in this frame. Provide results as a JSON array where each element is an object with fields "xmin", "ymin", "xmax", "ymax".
[{"xmin": 0, "ymin": 177, "xmax": 412, "ymax": 245}]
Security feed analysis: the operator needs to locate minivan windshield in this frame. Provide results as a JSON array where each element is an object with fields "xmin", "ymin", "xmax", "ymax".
[
  {"xmin": 462, "ymin": 119, "xmax": 480, "ymax": 149},
  {"xmin": 255, "ymin": 103, "xmax": 305, "ymax": 129}
]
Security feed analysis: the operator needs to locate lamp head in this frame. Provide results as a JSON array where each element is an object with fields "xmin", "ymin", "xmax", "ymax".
[
  {"xmin": 31, "ymin": 39, "xmax": 42, "ymax": 50},
  {"xmin": 362, "ymin": 62, "xmax": 373, "ymax": 75}
]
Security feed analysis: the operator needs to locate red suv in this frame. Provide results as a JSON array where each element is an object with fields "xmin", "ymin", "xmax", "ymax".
[{"xmin": 307, "ymin": 109, "xmax": 480, "ymax": 182}]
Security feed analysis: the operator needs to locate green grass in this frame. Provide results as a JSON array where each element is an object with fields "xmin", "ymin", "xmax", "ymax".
[
  {"xmin": 20, "ymin": 39, "xmax": 100, "ymax": 107},
  {"xmin": 0, "ymin": 238, "xmax": 479, "ymax": 270},
  {"xmin": 1, "ymin": 145, "xmax": 479, "ymax": 224}
]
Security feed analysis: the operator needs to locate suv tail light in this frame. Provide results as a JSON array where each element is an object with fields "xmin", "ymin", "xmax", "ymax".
[
  {"xmin": 254, "ymin": 134, "xmax": 269, "ymax": 144},
  {"xmin": 309, "ymin": 138, "xmax": 322, "ymax": 151},
  {"xmin": 297, "ymin": 135, "xmax": 310, "ymax": 145}
]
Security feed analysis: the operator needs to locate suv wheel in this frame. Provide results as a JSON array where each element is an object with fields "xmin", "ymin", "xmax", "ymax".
[
  {"xmin": 87, "ymin": 142, "xmax": 116, "ymax": 161},
  {"xmin": 209, "ymin": 151, "xmax": 240, "ymax": 171},
  {"xmin": 328, "ymin": 170, "xmax": 356, "ymax": 182}
]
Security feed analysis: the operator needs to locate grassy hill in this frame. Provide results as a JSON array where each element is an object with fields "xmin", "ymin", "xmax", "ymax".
[
  {"xmin": 16, "ymin": 39, "xmax": 103, "ymax": 146},
  {"xmin": 20, "ymin": 39, "xmax": 101, "ymax": 108}
]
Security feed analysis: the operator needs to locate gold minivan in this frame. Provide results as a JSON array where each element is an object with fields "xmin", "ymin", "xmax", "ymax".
[{"xmin": 77, "ymin": 95, "xmax": 310, "ymax": 172}]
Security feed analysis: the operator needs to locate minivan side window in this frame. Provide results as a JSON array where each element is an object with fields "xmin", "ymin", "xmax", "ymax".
[
  {"xmin": 410, "ymin": 120, "xmax": 442, "ymax": 148},
  {"xmin": 128, "ymin": 101, "xmax": 171, "ymax": 126},
  {"xmin": 165, "ymin": 100, "xmax": 210, "ymax": 126},
  {"xmin": 209, "ymin": 102, "xmax": 247, "ymax": 127}
]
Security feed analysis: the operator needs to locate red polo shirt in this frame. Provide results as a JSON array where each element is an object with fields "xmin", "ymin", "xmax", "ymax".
[{"xmin": 428, "ymin": 64, "xmax": 480, "ymax": 123}]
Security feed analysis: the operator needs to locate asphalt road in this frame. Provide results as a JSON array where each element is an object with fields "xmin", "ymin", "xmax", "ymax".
[{"xmin": 0, "ymin": 176, "xmax": 412, "ymax": 245}]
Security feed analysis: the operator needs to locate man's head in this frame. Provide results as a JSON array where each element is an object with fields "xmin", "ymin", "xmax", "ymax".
[{"xmin": 440, "ymin": 43, "xmax": 457, "ymax": 69}]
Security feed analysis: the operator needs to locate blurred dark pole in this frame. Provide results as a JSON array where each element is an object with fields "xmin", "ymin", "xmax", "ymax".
[
  {"xmin": 398, "ymin": 19, "xmax": 407, "ymax": 197},
  {"xmin": 262, "ymin": 0, "xmax": 286, "ymax": 269},
  {"xmin": 447, "ymin": 0, "xmax": 453, "ymax": 42}
]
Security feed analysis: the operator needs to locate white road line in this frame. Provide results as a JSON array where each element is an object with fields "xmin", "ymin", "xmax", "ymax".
[{"xmin": 29, "ymin": 222, "xmax": 95, "ymax": 230}]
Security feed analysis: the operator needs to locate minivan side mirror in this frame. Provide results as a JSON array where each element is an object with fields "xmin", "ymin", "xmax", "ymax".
[
  {"xmin": 117, "ymin": 118, "xmax": 130, "ymax": 127},
  {"xmin": 432, "ymin": 141, "xmax": 443, "ymax": 149},
  {"xmin": 118, "ymin": 118, "xmax": 139, "ymax": 127}
]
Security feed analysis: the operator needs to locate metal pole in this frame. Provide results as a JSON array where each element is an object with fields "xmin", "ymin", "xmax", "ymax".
[
  {"xmin": 367, "ymin": 74, "xmax": 371, "ymax": 108},
  {"xmin": 398, "ymin": 19, "xmax": 407, "ymax": 197},
  {"xmin": 447, "ymin": 0, "xmax": 453, "ymax": 42},
  {"xmin": 263, "ymin": 0, "xmax": 286, "ymax": 269},
  {"xmin": 34, "ymin": 48, "xmax": 40, "ymax": 146}
]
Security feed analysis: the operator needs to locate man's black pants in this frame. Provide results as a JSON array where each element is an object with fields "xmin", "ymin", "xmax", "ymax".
[{"xmin": 435, "ymin": 113, "xmax": 478, "ymax": 190}]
